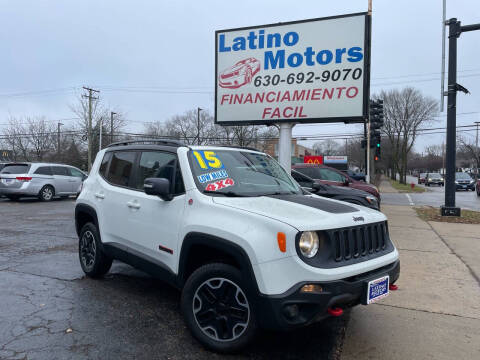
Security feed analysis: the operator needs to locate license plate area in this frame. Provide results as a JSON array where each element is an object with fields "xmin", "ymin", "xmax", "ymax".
[{"xmin": 366, "ymin": 275, "xmax": 389, "ymax": 304}]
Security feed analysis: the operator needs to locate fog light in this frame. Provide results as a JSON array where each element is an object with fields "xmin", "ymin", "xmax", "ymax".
[
  {"xmin": 300, "ymin": 284, "xmax": 323, "ymax": 293},
  {"xmin": 282, "ymin": 304, "xmax": 299, "ymax": 319}
]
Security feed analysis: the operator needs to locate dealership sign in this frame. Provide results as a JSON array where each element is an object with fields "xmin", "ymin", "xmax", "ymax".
[{"xmin": 215, "ymin": 12, "xmax": 370, "ymax": 125}]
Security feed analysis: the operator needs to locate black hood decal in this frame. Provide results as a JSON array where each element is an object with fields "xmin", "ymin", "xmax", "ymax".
[{"xmin": 267, "ymin": 194, "xmax": 359, "ymax": 214}]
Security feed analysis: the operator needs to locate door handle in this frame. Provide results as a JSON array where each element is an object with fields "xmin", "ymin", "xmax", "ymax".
[
  {"xmin": 94, "ymin": 193, "xmax": 105, "ymax": 199},
  {"xmin": 127, "ymin": 201, "xmax": 141, "ymax": 209}
]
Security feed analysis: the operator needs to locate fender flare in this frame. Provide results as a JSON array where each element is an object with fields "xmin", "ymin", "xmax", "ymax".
[
  {"xmin": 177, "ymin": 232, "xmax": 259, "ymax": 295},
  {"xmin": 74, "ymin": 203, "xmax": 99, "ymax": 236}
]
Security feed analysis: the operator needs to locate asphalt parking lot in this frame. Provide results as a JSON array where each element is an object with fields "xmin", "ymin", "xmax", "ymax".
[{"xmin": 0, "ymin": 198, "xmax": 347, "ymax": 360}]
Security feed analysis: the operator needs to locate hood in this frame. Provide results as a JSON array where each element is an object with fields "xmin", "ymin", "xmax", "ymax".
[
  {"xmin": 212, "ymin": 194, "xmax": 386, "ymax": 231},
  {"xmin": 323, "ymin": 184, "xmax": 371, "ymax": 197}
]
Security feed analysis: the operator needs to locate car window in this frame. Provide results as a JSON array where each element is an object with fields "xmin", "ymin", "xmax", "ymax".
[
  {"xmin": 99, "ymin": 152, "xmax": 112, "ymax": 178},
  {"xmin": 52, "ymin": 166, "xmax": 69, "ymax": 176},
  {"xmin": 295, "ymin": 167, "xmax": 316, "ymax": 178},
  {"xmin": 34, "ymin": 166, "xmax": 52, "ymax": 175},
  {"xmin": 106, "ymin": 151, "xmax": 136, "ymax": 187},
  {"xmin": 135, "ymin": 151, "xmax": 184, "ymax": 195},
  {"xmin": 0, "ymin": 164, "xmax": 30, "ymax": 174},
  {"xmin": 319, "ymin": 168, "xmax": 346, "ymax": 182},
  {"xmin": 69, "ymin": 168, "xmax": 84, "ymax": 178},
  {"xmin": 456, "ymin": 172, "xmax": 471, "ymax": 180}
]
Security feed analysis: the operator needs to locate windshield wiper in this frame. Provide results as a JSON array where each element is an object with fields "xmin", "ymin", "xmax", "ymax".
[
  {"xmin": 203, "ymin": 190, "xmax": 248, "ymax": 197},
  {"xmin": 262, "ymin": 191, "xmax": 297, "ymax": 196}
]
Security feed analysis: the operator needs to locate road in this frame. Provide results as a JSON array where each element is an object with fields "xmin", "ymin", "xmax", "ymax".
[
  {"xmin": 0, "ymin": 198, "xmax": 347, "ymax": 360},
  {"xmin": 381, "ymin": 175, "xmax": 480, "ymax": 210}
]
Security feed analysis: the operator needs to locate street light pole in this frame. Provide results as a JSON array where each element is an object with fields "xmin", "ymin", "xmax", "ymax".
[
  {"xmin": 197, "ymin": 107, "xmax": 203, "ymax": 145},
  {"xmin": 441, "ymin": 18, "xmax": 480, "ymax": 216},
  {"xmin": 57, "ymin": 122, "xmax": 63, "ymax": 160}
]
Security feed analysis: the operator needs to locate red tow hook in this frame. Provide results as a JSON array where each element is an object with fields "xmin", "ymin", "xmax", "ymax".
[
  {"xmin": 389, "ymin": 284, "xmax": 398, "ymax": 291},
  {"xmin": 327, "ymin": 307, "xmax": 344, "ymax": 316}
]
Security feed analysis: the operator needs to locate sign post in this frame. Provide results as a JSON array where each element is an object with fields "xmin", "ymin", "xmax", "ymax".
[{"xmin": 215, "ymin": 12, "xmax": 371, "ymax": 172}]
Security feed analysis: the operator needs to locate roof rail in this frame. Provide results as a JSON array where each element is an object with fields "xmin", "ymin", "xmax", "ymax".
[
  {"xmin": 107, "ymin": 139, "xmax": 185, "ymax": 148},
  {"xmin": 215, "ymin": 145, "xmax": 260, "ymax": 152}
]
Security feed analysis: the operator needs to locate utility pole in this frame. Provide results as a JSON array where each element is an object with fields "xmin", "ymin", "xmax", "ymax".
[
  {"xmin": 57, "ymin": 122, "xmax": 63, "ymax": 160},
  {"xmin": 99, "ymin": 117, "xmax": 103, "ymax": 151},
  {"xmin": 475, "ymin": 121, "xmax": 480, "ymax": 180},
  {"xmin": 110, "ymin": 112, "xmax": 116, "ymax": 145},
  {"xmin": 442, "ymin": 18, "xmax": 480, "ymax": 216},
  {"xmin": 82, "ymin": 87, "xmax": 99, "ymax": 171},
  {"xmin": 197, "ymin": 107, "xmax": 203, "ymax": 145}
]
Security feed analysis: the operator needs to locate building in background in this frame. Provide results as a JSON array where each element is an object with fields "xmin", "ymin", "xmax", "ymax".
[{"xmin": 263, "ymin": 138, "xmax": 314, "ymax": 163}]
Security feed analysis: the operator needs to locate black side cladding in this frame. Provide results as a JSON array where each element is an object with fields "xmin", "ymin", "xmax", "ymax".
[{"xmin": 267, "ymin": 194, "xmax": 359, "ymax": 214}]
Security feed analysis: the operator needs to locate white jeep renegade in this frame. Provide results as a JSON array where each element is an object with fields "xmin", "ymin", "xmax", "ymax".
[{"xmin": 75, "ymin": 140, "xmax": 399, "ymax": 352}]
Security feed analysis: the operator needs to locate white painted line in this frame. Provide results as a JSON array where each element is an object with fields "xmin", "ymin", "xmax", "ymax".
[{"xmin": 405, "ymin": 193, "xmax": 414, "ymax": 206}]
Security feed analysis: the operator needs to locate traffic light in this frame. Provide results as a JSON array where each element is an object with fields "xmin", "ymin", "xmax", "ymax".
[{"xmin": 369, "ymin": 99, "xmax": 384, "ymax": 154}]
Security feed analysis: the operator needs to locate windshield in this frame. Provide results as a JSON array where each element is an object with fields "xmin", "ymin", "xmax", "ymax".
[
  {"xmin": 188, "ymin": 149, "xmax": 301, "ymax": 196},
  {"xmin": 428, "ymin": 173, "xmax": 442, "ymax": 179},
  {"xmin": 456, "ymin": 172, "xmax": 471, "ymax": 180},
  {"xmin": 0, "ymin": 164, "xmax": 30, "ymax": 174}
]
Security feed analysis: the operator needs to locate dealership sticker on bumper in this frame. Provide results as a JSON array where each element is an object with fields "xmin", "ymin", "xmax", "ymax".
[{"xmin": 366, "ymin": 275, "xmax": 389, "ymax": 304}]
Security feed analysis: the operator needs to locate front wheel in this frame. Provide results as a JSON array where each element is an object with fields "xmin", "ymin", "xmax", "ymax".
[
  {"xmin": 181, "ymin": 263, "xmax": 257, "ymax": 353},
  {"xmin": 78, "ymin": 222, "xmax": 112, "ymax": 278}
]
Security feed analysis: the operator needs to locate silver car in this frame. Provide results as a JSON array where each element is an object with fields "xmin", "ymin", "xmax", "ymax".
[{"xmin": 0, "ymin": 163, "xmax": 87, "ymax": 201}]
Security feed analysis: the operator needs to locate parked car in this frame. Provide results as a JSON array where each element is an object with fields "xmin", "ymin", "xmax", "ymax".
[
  {"xmin": 292, "ymin": 163, "xmax": 380, "ymax": 200},
  {"xmin": 425, "ymin": 173, "xmax": 444, "ymax": 187},
  {"xmin": 455, "ymin": 172, "xmax": 475, "ymax": 191},
  {"xmin": 343, "ymin": 169, "xmax": 366, "ymax": 182},
  {"xmin": 418, "ymin": 173, "xmax": 427, "ymax": 184},
  {"xmin": 0, "ymin": 162, "xmax": 87, "ymax": 201},
  {"xmin": 292, "ymin": 170, "xmax": 379, "ymax": 210},
  {"xmin": 75, "ymin": 140, "xmax": 399, "ymax": 352},
  {"xmin": 218, "ymin": 57, "xmax": 261, "ymax": 89}
]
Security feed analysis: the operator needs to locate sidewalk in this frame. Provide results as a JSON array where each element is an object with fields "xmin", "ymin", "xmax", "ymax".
[
  {"xmin": 378, "ymin": 178, "xmax": 398, "ymax": 193},
  {"xmin": 341, "ymin": 205, "xmax": 480, "ymax": 360}
]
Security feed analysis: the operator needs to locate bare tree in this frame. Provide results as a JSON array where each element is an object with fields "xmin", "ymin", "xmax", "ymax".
[
  {"xmin": 457, "ymin": 135, "xmax": 479, "ymax": 175},
  {"xmin": 25, "ymin": 117, "xmax": 56, "ymax": 161},
  {"xmin": 378, "ymin": 87, "xmax": 438, "ymax": 184},
  {"xmin": 1, "ymin": 117, "xmax": 30, "ymax": 161},
  {"xmin": 313, "ymin": 139, "xmax": 341, "ymax": 155}
]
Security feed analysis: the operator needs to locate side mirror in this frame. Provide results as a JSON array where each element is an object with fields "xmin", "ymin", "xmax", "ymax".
[
  {"xmin": 144, "ymin": 178, "xmax": 173, "ymax": 201},
  {"xmin": 344, "ymin": 178, "xmax": 351, "ymax": 186},
  {"xmin": 311, "ymin": 182, "xmax": 323, "ymax": 192}
]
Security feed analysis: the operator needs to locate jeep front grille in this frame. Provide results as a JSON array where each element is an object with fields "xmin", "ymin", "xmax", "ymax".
[{"xmin": 329, "ymin": 222, "xmax": 389, "ymax": 262}]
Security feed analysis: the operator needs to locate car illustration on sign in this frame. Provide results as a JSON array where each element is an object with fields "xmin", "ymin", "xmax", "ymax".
[{"xmin": 218, "ymin": 57, "xmax": 261, "ymax": 89}]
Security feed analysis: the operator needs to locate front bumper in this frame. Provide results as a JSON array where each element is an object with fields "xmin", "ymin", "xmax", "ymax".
[
  {"xmin": 255, "ymin": 260, "xmax": 400, "ymax": 330},
  {"xmin": 455, "ymin": 183, "xmax": 475, "ymax": 190}
]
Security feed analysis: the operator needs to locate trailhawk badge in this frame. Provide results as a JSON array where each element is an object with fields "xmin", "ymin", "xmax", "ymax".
[{"xmin": 353, "ymin": 216, "xmax": 364, "ymax": 222}]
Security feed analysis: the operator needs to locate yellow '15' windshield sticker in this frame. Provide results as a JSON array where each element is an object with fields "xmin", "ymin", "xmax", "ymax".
[{"xmin": 193, "ymin": 151, "xmax": 224, "ymax": 169}]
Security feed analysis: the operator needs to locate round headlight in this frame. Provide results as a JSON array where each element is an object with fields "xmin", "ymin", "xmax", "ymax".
[{"xmin": 298, "ymin": 231, "xmax": 319, "ymax": 258}]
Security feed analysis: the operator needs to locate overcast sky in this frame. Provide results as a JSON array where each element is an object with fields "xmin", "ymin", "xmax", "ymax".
[{"xmin": 1, "ymin": 0, "xmax": 479, "ymax": 152}]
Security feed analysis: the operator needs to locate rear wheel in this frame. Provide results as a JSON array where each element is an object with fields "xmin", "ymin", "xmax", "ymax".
[
  {"xmin": 39, "ymin": 185, "xmax": 54, "ymax": 201},
  {"xmin": 78, "ymin": 222, "xmax": 112, "ymax": 278},
  {"xmin": 181, "ymin": 263, "xmax": 257, "ymax": 353}
]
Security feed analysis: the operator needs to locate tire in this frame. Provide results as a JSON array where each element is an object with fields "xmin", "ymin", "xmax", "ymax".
[
  {"xmin": 181, "ymin": 263, "xmax": 257, "ymax": 353},
  {"xmin": 39, "ymin": 185, "xmax": 54, "ymax": 201},
  {"xmin": 78, "ymin": 222, "xmax": 112, "ymax": 278}
]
